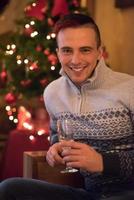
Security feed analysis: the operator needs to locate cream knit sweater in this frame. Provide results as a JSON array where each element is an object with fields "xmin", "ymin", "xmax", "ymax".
[{"xmin": 44, "ymin": 57, "xmax": 134, "ymax": 192}]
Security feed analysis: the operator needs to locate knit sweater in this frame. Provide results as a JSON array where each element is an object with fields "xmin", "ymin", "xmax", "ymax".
[{"xmin": 43, "ymin": 57, "xmax": 134, "ymax": 193}]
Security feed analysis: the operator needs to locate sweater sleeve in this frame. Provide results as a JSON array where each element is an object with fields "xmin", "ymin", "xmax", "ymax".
[
  {"xmin": 103, "ymin": 85, "xmax": 134, "ymax": 180},
  {"xmin": 102, "ymin": 150, "xmax": 134, "ymax": 180}
]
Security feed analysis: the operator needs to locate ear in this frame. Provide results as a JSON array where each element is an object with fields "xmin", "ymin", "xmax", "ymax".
[
  {"xmin": 56, "ymin": 48, "xmax": 60, "ymax": 61},
  {"xmin": 97, "ymin": 45, "xmax": 103, "ymax": 60},
  {"xmin": 56, "ymin": 48, "xmax": 59, "ymax": 59}
]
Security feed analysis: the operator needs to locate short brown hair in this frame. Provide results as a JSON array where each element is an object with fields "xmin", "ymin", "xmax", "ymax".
[{"xmin": 54, "ymin": 13, "xmax": 101, "ymax": 48}]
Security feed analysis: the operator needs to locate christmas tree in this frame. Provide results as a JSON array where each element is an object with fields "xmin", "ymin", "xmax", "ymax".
[{"xmin": 0, "ymin": 0, "xmax": 88, "ymax": 132}]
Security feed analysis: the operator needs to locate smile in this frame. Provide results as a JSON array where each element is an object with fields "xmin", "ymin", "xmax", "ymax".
[
  {"xmin": 70, "ymin": 65, "xmax": 87, "ymax": 72},
  {"xmin": 71, "ymin": 67, "xmax": 84, "ymax": 72}
]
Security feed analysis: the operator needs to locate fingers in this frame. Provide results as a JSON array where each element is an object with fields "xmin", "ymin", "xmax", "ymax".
[
  {"xmin": 46, "ymin": 143, "xmax": 65, "ymax": 167},
  {"xmin": 60, "ymin": 140, "xmax": 82, "ymax": 149}
]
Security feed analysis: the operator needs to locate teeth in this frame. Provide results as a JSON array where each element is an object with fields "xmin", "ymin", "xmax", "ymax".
[{"xmin": 72, "ymin": 68, "xmax": 83, "ymax": 72}]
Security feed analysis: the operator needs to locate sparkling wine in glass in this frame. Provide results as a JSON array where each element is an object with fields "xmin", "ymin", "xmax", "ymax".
[{"xmin": 57, "ymin": 119, "xmax": 78, "ymax": 173}]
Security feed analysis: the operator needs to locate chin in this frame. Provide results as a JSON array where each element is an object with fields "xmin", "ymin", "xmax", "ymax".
[{"xmin": 72, "ymin": 79, "xmax": 85, "ymax": 85}]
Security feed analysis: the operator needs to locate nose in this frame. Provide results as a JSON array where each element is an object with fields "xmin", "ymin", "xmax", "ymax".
[{"xmin": 71, "ymin": 51, "xmax": 81, "ymax": 65}]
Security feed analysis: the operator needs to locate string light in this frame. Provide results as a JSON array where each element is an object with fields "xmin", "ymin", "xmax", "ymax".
[
  {"xmin": 30, "ymin": 20, "xmax": 35, "ymax": 25},
  {"xmin": 5, "ymin": 104, "xmax": 50, "ymax": 142},
  {"xmin": 51, "ymin": 65, "xmax": 55, "ymax": 70},
  {"xmin": 23, "ymin": 122, "xmax": 33, "ymax": 130},
  {"xmin": 16, "ymin": 55, "xmax": 21, "ymax": 59},
  {"xmin": 29, "ymin": 135, "xmax": 35, "ymax": 141},
  {"xmin": 11, "ymin": 44, "xmax": 16, "ymax": 49},
  {"xmin": 47, "ymin": 136, "xmax": 50, "ymax": 141},
  {"xmin": 24, "ymin": 59, "xmax": 29, "ymax": 64},
  {"xmin": 5, "ymin": 105, "xmax": 11, "ymax": 111},
  {"xmin": 31, "ymin": 31, "xmax": 38, "ymax": 38},
  {"xmin": 9, "ymin": 115, "xmax": 14, "ymax": 121},
  {"xmin": 32, "ymin": 3, "xmax": 36, "ymax": 7},
  {"xmin": 6, "ymin": 50, "xmax": 14, "ymax": 55},
  {"xmin": 5, "ymin": 105, "xmax": 18, "ymax": 124},
  {"xmin": 46, "ymin": 35, "xmax": 51, "ymax": 40},
  {"xmin": 37, "ymin": 129, "xmax": 45, "ymax": 136},
  {"xmin": 17, "ymin": 59, "xmax": 22, "ymax": 65},
  {"xmin": 14, "ymin": 118, "xmax": 18, "ymax": 123},
  {"xmin": 5, "ymin": 44, "xmax": 16, "ymax": 55},
  {"xmin": 51, "ymin": 33, "xmax": 56, "ymax": 38},
  {"xmin": 6, "ymin": 45, "xmax": 10, "ymax": 50},
  {"xmin": 25, "ymin": 24, "xmax": 30, "ymax": 29}
]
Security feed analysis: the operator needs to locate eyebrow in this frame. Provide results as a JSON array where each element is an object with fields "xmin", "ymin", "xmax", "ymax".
[
  {"xmin": 60, "ymin": 47, "xmax": 72, "ymax": 50},
  {"xmin": 60, "ymin": 46, "xmax": 93, "ymax": 50},
  {"xmin": 80, "ymin": 46, "xmax": 94, "ymax": 50}
]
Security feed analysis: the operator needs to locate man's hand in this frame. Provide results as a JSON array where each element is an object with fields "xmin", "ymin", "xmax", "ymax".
[
  {"xmin": 46, "ymin": 142, "xmax": 65, "ymax": 167},
  {"xmin": 60, "ymin": 140, "xmax": 103, "ymax": 173}
]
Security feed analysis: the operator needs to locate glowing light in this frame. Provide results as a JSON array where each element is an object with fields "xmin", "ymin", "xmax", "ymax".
[
  {"xmin": 30, "ymin": 33, "xmax": 34, "ymax": 37},
  {"xmin": 25, "ymin": 24, "xmax": 30, "ymax": 29},
  {"xmin": 32, "ymin": 3, "xmax": 36, "ymax": 7},
  {"xmin": 29, "ymin": 66, "xmax": 34, "ymax": 70},
  {"xmin": 16, "ymin": 55, "xmax": 21, "ymax": 59},
  {"xmin": 47, "ymin": 136, "xmax": 50, "ymax": 141},
  {"xmin": 37, "ymin": 129, "xmax": 45, "ymax": 136},
  {"xmin": 31, "ymin": 31, "xmax": 38, "ymax": 38},
  {"xmin": 46, "ymin": 35, "xmax": 51, "ymax": 40},
  {"xmin": 6, "ymin": 50, "xmax": 14, "ymax": 55},
  {"xmin": 9, "ymin": 116, "xmax": 14, "ymax": 120},
  {"xmin": 51, "ymin": 65, "xmax": 55, "ymax": 70},
  {"xmin": 11, "ymin": 44, "xmax": 16, "ymax": 49},
  {"xmin": 23, "ymin": 122, "xmax": 33, "ymax": 130},
  {"xmin": 5, "ymin": 105, "xmax": 11, "ymax": 111},
  {"xmin": 24, "ymin": 59, "xmax": 29, "ymax": 64},
  {"xmin": 26, "ymin": 111, "xmax": 31, "ymax": 118},
  {"xmin": 29, "ymin": 135, "xmax": 35, "ymax": 140},
  {"xmin": 51, "ymin": 33, "xmax": 56, "ymax": 38},
  {"xmin": 6, "ymin": 45, "xmax": 10, "ymax": 50},
  {"xmin": 14, "ymin": 118, "xmax": 18, "ymax": 123},
  {"xmin": 30, "ymin": 21, "xmax": 35, "ymax": 25},
  {"xmin": 17, "ymin": 59, "xmax": 22, "ymax": 65}
]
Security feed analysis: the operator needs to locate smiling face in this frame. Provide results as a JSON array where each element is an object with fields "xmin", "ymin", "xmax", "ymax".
[{"xmin": 56, "ymin": 26, "xmax": 103, "ymax": 85}]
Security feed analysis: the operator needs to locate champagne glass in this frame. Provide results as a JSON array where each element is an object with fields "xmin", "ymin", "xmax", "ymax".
[{"xmin": 57, "ymin": 119, "xmax": 78, "ymax": 173}]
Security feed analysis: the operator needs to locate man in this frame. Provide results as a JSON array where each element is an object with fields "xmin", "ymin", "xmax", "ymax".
[{"xmin": 0, "ymin": 13, "xmax": 134, "ymax": 200}]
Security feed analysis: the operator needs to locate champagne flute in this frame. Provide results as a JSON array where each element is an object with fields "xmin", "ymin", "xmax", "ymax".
[{"xmin": 57, "ymin": 119, "xmax": 78, "ymax": 173}]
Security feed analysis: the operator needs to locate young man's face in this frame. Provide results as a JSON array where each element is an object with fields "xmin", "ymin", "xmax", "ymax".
[{"xmin": 56, "ymin": 26, "xmax": 102, "ymax": 85}]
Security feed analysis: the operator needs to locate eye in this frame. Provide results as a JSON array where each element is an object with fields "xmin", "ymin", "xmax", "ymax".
[
  {"xmin": 80, "ymin": 47, "xmax": 92, "ymax": 54},
  {"xmin": 61, "ymin": 48, "xmax": 72, "ymax": 55}
]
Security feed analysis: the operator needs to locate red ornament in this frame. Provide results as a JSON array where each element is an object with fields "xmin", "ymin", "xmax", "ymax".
[
  {"xmin": 28, "ymin": 61, "xmax": 39, "ymax": 72},
  {"xmin": 47, "ymin": 18, "xmax": 54, "ymax": 26},
  {"xmin": 48, "ymin": 54, "xmax": 58, "ymax": 65},
  {"xmin": 72, "ymin": 0, "xmax": 79, "ymax": 7},
  {"xmin": 43, "ymin": 49, "xmax": 50, "ymax": 56},
  {"xmin": 36, "ymin": 45, "xmax": 42, "ymax": 52},
  {"xmin": 5, "ymin": 92, "xmax": 17, "ymax": 104},
  {"xmin": 20, "ymin": 79, "xmax": 32, "ymax": 88},
  {"xmin": 0, "ymin": 69, "xmax": 7, "ymax": 87},
  {"xmin": 39, "ymin": 95, "xmax": 44, "ymax": 102},
  {"xmin": 51, "ymin": 0, "xmax": 69, "ymax": 17},
  {"xmin": 24, "ymin": 26, "xmax": 34, "ymax": 36},
  {"xmin": 25, "ymin": 0, "xmax": 47, "ymax": 21},
  {"xmin": 39, "ymin": 78, "xmax": 48, "ymax": 87}
]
